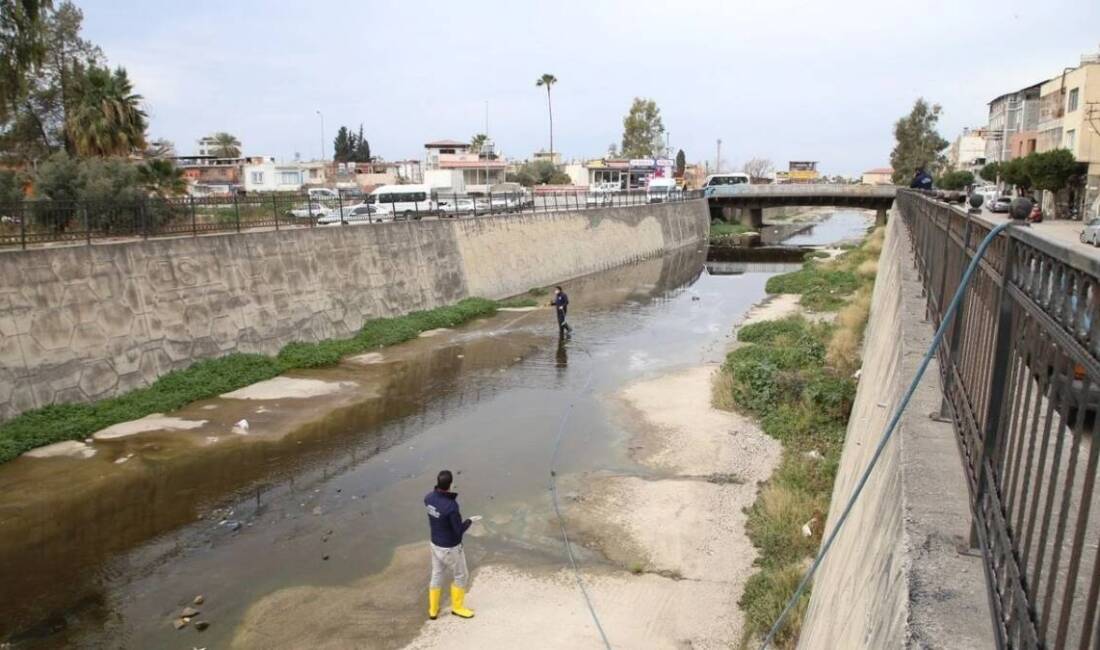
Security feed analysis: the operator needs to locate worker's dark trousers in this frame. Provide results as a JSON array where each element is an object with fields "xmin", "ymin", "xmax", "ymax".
[{"xmin": 557, "ymin": 307, "xmax": 572, "ymax": 334}]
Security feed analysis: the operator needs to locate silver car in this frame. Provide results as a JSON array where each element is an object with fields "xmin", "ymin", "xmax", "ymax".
[{"xmin": 1080, "ymin": 217, "xmax": 1100, "ymax": 247}]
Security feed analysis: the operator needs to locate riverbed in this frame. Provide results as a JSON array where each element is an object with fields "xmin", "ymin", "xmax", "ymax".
[{"xmin": 0, "ymin": 211, "xmax": 872, "ymax": 649}]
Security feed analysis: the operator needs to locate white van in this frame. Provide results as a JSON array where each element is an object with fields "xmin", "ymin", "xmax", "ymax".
[
  {"xmin": 367, "ymin": 184, "xmax": 434, "ymax": 220},
  {"xmin": 646, "ymin": 177, "xmax": 678, "ymax": 203},
  {"xmin": 703, "ymin": 173, "xmax": 751, "ymax": 188}
]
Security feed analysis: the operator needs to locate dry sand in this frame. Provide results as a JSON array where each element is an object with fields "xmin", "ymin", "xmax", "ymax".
[
  {"xmin": 22, "ymin": 440, "xmax": 97, "ymax": 459},
  {"xmin": 220, "ymin": 377, "xmax": 356, "ymax": 400},
  {"xmin": 417, "ymin": 328, "xmax": 451, "ymax": 338},
  {"xmin": 739, "ymin": 293, "xmax": 802, "ymax": 327},
  {"xmin": 348, "ymin": 352, "xmax": 386, "ymax": 365},
  {"xmin": 91, "ymin": 414, "xmax": 208, "ymax": 441}
]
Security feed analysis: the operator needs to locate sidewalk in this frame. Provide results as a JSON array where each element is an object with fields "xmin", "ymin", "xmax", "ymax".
[{"xmin": 981, "ymin": 208, "xmax": 1099, "ymax": 260}]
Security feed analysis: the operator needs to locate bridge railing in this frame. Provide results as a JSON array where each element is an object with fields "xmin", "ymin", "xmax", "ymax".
[{"xmin": 898, "ymin": 189, "xmax": 1100, "ymax": 649}]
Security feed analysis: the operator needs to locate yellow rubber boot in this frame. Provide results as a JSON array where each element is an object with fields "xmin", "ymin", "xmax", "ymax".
[
  {"xmin": 450, "ymin": 584, "xmax": 474, "ymax": 618},
  {"xmin": 428, "ymin": 587, "xmax": 442, "ymax": 620}
]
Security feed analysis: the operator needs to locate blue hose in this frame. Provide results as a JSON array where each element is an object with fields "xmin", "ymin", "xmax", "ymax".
[{"xmin": 759, "ymin": 220, "xmax": 1014, "ymax": 649}]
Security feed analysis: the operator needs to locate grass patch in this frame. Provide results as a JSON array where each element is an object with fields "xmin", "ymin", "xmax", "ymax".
[
  {"xmin": 0, "ymin": 297, "xmax": 500, "ymax": 463},
  {"xmin": 808, "ymin": 250, "xmax": 831, "ymax": 259},
  {"xmin": 724, "ymin": 226, "xmax": 883, "ymax": 647},
  {"xmin": 764, "ymin": 226, "xmax": 881, "ymax": 311},
  {"xmin": 710, "ymin": 221, "xmax": 751, "ymax": 237},
  {"xmin": 499, "ymin": 296, "xmax": 539, "ymax": 308}
]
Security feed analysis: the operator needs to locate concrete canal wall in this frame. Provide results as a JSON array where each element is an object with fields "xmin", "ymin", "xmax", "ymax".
[
  {"xmin": 0, "ymin": 200, "xmax": 708, "ymax": 420},
  {"xmin": 798, "ymin": 213, "xmax": 992, "ymax": 648}
]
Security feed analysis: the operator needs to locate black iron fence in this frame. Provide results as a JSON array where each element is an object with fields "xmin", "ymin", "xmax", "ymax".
[
  {"xmin": 0, "ymin": 188, "xmax": 702, "ymax": 250},
  {"xmin": 899, "ymin": 189, "xmax": 1100, "ymax": 649}
]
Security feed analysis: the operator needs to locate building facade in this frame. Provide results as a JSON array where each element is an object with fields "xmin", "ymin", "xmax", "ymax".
[
  {"xmin": 947, "ymin": 128, "xmax": 989, "ymax": 172},
  {"xmin": 1037, "ymin": 52, "xmax": 1100, "ymax": 217},
  {"xmin": 861, "ymin": 168, "xmax": 894, "ymax": 185},
  {"xmin": 986, "ymin": 83, "xmax": 1042, "ymax": 162},
  {"xmin": 423, "ymin": 140, "xmax": 505, "ymax": 194}
]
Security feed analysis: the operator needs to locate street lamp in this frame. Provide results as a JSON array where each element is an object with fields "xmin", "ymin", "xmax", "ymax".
[{"xmin": 316, "ymin": 110, "xmax": 325, "ymax": 161}]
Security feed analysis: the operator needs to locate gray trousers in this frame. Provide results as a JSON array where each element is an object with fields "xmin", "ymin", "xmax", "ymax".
[{"xmin": 430, "ymin": 542, "xmax": 469, "ymax": 589}]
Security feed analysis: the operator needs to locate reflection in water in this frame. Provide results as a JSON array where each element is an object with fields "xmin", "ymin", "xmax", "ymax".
[
  {"xmin": 705, "ymin": 261, "xmax": 805, "ymax": 276},
  {"xmin": 556, "ymin": 339, "xmax": 569, "ymax": 370}
]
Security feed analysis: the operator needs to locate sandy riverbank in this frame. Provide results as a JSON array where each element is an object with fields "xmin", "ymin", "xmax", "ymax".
[{"xmin": 229, "ymin": 348, "xmax": 780, "ymax": 649}]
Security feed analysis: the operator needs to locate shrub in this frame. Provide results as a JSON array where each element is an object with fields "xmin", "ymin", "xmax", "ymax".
[{"xmin": 739, "ymin": 564, "xmax": 811, "ymax": 650}]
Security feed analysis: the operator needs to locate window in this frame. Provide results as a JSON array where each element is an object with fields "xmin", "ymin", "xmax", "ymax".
[
  {"xmin": 1068, "ymin": 87, "xmax": 1080, "ymax": 112},
  {"xmin": 279, "ymin": 171, "xmax": 300, "ymax": 185},
  {"xmin": 1066, "ymin": 129, "xmax": 1076, "ymax": 150},
  {"xmin": 250, "ymin": 171, "xmax": 264, "ymax": 184}
]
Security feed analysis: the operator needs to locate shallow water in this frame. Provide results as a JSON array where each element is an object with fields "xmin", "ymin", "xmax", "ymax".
[{"xmin": 0, "ymin": 211, "xmax": 872, "ymax": 648}]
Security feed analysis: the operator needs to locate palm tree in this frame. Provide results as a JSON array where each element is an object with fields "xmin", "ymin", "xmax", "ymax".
[
  {"xmin": 210, "ymin": 132, "xmax": 241, "ymax": 158},
  {"xmin": 66, "ymin": 65, "xmax": 147, "ymax": 156},
  {"xmin": 137, "ymin": 158, "xmax": 186, "ymax": 197},
  {"xmin": 470, "ymin": 133, "xmax": 488, "ymax": 154},
  {"xmin": 535, "ymin": 73, "xmax": 557, "ymax": 156}
]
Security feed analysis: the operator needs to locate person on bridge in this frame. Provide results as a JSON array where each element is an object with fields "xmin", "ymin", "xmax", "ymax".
[
  {"xmin": 425, "ymin": 469, "xmax": 477, "ymax": 620},
  {"xmin": 909, "ymin": 167, "xmax": 934, "ymax": 190},
  {"xmin": 550, "ymin": 286, "xmax": 573, "ymax": 337}
]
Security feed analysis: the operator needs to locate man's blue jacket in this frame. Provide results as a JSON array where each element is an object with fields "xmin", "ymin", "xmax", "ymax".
[{"xmin": 425, "ymin": 488, "xmax": 471, "ymax": 548}]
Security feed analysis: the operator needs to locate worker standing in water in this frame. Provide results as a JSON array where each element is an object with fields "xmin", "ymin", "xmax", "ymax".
[
  {"xmin": 424, "ymin": 469, "xmax": 479, "ymax": 620},
  {"xmin": 550, "ymin": 286, "xmax": 573, "ymax": 337}
]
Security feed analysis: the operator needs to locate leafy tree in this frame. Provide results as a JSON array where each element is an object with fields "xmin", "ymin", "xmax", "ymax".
[
  {"xmin": 1023, "ymin": 149, "xmax": 1081, "ymax": 193},
  {"xmin": 137, "ymin": 158, "xmax": 186, "ymax": 197},
  {"xmin": 32, "ymin": 149, "xmax": 81, "ymax": 202},
  {"xmin": 0, "ymin": 168, "xmax": 23, "ymax": 203},
  {"xmin": 536, "ymin": 73, "xmax": 557, "ymax": 155},
  {"xmin": 889, "ymin": 98, "xmax": 948, "ymax": 184},
  {"xmin": 742, "ymin": 157, "xmax": 775, "ymax": 182},
  {"xmin": 351, "ymin": 124, "xmax": 370, "ymax": 162},
  {"xmin": 66, "ymin": 65, "xmax": 146, "ymax": 156},
  {"xmin": 979, "ymin": 161, "xmax": 1000, "ymax": 183},
  {"xmin": 999, "ymin": 157, "xmax": 1030, "ymax": 190},
  {"xmin": 332, "ymin": 125, "xmax": 350, "ymax": 162},
  {"xmin": 0, "ymin": 0, "xmax": 51, "ymax": 122},
  {"xmin": 675, "ymin": 149, "xmax": 686, "ymax": 178},
  {"xmin": 507, "ymin": 159, "xmax": 570, "ymax": 187},
  {"xmin": 936, "ymin": 170, "xmax": 974, "ymax": 190},
  {"xmin": 621, "ymin": 97, "xmax": 665, "ymax": 159},
  {"xmin": 208, "ymin": 131, "xmax": 240, "ymax": 158}
]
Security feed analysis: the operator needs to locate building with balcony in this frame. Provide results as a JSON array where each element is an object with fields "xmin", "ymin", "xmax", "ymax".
[
  {"xmin": 986, "ymin": 82, "xmax": 1042, "ymax": 162},
  {"xmin": 946, "ymin": 128, "xmax": 989, "ymax": 173},
  {"xmin": 1037, "ymin": 51, "xmax": 1100, "ymax": 217},
  {"xmin": 423, "ymin": 139, "xmax": 506, "ymax": 194}
]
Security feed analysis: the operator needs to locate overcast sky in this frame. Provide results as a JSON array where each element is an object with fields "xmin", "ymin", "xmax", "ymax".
[{"xmin": 78, "ymin": 0, "xmax": 1099, "ymax": 176}]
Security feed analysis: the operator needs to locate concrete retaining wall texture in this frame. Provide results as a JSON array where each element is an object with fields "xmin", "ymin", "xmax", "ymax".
[
  {"xmin": 798, "ymin": 214, "xmax": 992, "ymax": 648},
  {"xmin": 0, "ymin": 200, "xmax": 708, "ymax": 421}
]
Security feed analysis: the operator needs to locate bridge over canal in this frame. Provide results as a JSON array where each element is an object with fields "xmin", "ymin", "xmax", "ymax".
[{"xmin": 706, "ymin": 184, "xmax": 897, "ymax": 227}]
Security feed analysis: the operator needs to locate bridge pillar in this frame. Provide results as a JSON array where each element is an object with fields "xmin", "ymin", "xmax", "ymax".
[
  {"xmin": 876, "ymin": 208, "xmax": 888, "ymax": 226},
  {"xmin": 744, "ymin": 207, "xmax": 764, "ymax": 229}
]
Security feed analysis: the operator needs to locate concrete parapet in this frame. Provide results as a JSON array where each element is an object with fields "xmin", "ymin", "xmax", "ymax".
[{"xmin": 798, "ymin": 212, "xmax": 993, "ymax": 649}]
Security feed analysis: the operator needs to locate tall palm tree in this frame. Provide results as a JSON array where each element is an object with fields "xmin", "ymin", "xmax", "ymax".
[
  {"xmin": 470, "ymin": 133, "xmax": 488, "ymax": 154},
  {"xmin": 66, "ymin": 65, "xmax": 146, "ymax": 156},
  {"xmin": 137, "ymin": 158, "xmax": 186, "ymax": 197},
  {"xmin": 535, "ymin": 73, "xmax": 557, "ymax": 156},
  {"xmin": 210, "ymin": 131, "xmax": 241, "ymax": 158}
]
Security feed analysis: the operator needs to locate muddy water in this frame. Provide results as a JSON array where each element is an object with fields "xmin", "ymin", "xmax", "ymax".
[{"xmin": 0, "ymin": 211, "xmax": 871, "ymax": 649}]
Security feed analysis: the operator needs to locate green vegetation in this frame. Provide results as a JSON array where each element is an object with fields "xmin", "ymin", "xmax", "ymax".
[
  {"xmin": 620, "ymin": 97, "xmax": 665, "ymax": 158},
  {"xmin": 936, "ymin": 169, "xmax": 974, "ymax": 190},
  {"xmin": 506, "ymin": 159, "xmax": 571, "ymax": 186},
  {"xmin": 724, "ymin": 227, "xmax": 883, "ymax": 648},
  {"xmin": 711, "ymin": 221, "xmax": 750, "ymax": 237},
  {"xmin": 765, "ymin": 227, "xmax": 881, "ymax": 311},
  {"xmin": 889, "ymin": 98, "xmax": 949, "ymax": 184},
  {"xmin": 0, "ymin": 298, "xmax": 500, "ymax": 463}
]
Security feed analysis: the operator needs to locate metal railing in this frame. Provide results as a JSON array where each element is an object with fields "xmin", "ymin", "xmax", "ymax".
[
  {"xmin": 899, "ymin": 189, "xmax": 1100, "ymax": 649},
  {"xmin": 0, "ymin": 188, "xmax": 702, "ymax": 250}
]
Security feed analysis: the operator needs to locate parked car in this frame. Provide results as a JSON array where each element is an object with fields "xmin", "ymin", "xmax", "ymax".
[
  {"xmin": 989, "ymin": 196, "xmax": 1012, "ymax": 213},
  {"xmin": 438, "ymin": 198, "xmax": 474, "ymax": 217},
  {"xmin": 647, "ymin": 178, "xmax": 678, "ymax": 203},
  {"xmin": 317, "ymin": 203, "xmax": 389, "ymax": 225},
  {"xmin": 287, "ymin": 202, "xmax": 333, "ymax": 219},
  {"xmin": 1080, "ymin": 217, "xmax": 1100, "ymax": 246}
]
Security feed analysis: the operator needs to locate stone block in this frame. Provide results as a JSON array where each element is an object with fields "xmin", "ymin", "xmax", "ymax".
[
  {"xmin": 79, "ymin": 360, "xmax": 118, "ymax": 399},
  {"xmin": 70, "ymin": 322, "xmax": 108, "ymax": 352},
  {"xmin": 29, "ymin": 311, "xmax": 75, "ymax": 351}
]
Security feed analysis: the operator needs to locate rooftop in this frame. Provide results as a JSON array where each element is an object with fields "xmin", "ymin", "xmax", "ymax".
[{"xmin": 424, "ymin": 139, "xmax": 469, "ymax": 148}]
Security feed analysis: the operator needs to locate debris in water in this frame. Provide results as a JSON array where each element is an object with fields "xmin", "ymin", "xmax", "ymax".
[
  {"xmin": 312, "ymin": 506, "xmax": 323, "ymax": 516},
  {"xmin": 194, "ymin": 621, "xmax": 210, "ymax": 631},
  {"xmin": 323, "ymin": 555, "xmax": 330, "ymax": 561},
  {"xmin": 173, "ymin": 617, "xmax": 188, "ymax": 630},
  {"xmin": 232, "ymin": 419, "xmax": 250, "ymax": 434},
  {"xmin": 114, "ymin": 453, "xmax": 134, "ymax": 464},
  {"xmin": 180, "ymin": 606, "xmax": 200, "ymax": 618},
  {"xmin": 193, "ymin": 595, "xmax": 204, "ymax": 605}
]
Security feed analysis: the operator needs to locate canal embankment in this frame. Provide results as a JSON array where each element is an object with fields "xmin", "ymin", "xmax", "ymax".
[{"xmin": 0, "ymin": 200, "xmax": 708, "ymax": 422}]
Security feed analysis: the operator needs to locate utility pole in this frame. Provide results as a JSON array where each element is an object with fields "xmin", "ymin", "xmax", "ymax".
[{"xmin": 716, "ymin": 139, "xmax": 722, "ymax": 173}]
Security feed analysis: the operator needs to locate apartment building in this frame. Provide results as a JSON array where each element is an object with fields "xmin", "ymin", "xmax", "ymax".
[
  {"xmin": 986, "ymin": 82, "xmax": 1042, "ymax": 162},
  {"xmin": 946, "ymin": 128, "xmax": 989, "ymax": 172},
  {"xmin": 423, "ymin": 139, "xmax": 506, "ymax": 194},
  {"xmin": 1038, "ymin": 52, "xmax": 1100, "ymax": 213}
]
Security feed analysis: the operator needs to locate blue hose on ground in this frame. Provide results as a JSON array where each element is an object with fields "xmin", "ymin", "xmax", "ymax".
[{"xmin": 759, "ymin": 220, "xmax": 1013, "ymax": 649}]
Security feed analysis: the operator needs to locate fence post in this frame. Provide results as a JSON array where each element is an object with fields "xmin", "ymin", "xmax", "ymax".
[
  {"xmin": 190, "ymin": 195, "xmax": 197, "ymax": 237},
  {"xmin": 488, "ymin": 189, "xmax": 494, "ymax": 215},
  {"xmin": 233, "ymin": 194, "xmax": 241, "ymax": 233},
  {"xmin": 273, "ymin": 194, "xmax": 280, "ymax": 231},
  {"xmin": 337, "ymin": 190, "xmax": 345, "ymax": 225},
  {"xmin": 937, "ymin": 212, "xmax": 974, "ymax": 419},
  {"xmin": 972, "ymin": 233, "xmax": 1017, "ymax": 548}
]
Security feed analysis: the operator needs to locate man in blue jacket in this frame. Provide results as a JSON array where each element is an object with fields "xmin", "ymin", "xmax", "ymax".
[
  {"xmin": 424, "ymin": 469, "xmax": 476, "ymax": 619},
  {"xmin": 550, "ymin": 286, "xmax": 573, "ymax": 337},
  {"xmin": 910, "ymin": 167, "xmax": 934, "ymax": 190}
]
